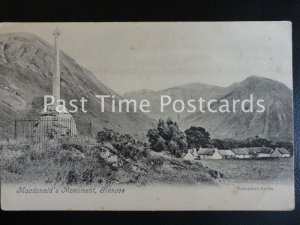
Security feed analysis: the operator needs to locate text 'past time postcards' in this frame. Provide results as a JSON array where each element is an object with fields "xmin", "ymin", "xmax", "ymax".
[{"xmin": 0, "ymin": 22, "xmax": 294, "ymax": 210}]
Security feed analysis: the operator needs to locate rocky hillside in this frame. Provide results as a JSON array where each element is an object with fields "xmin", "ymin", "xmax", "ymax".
[
  {"xmin": 0, "ymin": 33, "xmax": 155, "ymax": 140},
  {"xmin": 181, "ymin": 76, "xmax": 293, "ymax": 141}
]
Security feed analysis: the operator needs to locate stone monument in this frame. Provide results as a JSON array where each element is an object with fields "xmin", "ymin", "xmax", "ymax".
[{"xmin": 34, "ymin": 28, "xmax": 77, "ymax": 141}]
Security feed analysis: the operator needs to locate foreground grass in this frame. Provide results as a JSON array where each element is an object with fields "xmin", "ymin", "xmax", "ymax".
[{"xmin": 0, "ymin": 138, "xmax": 224, "ymax": 186}]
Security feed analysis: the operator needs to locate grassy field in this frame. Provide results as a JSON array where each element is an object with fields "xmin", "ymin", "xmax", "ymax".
[{"xmin": 200, "ymin": 158, "xmax": 294, "ymax": 184}]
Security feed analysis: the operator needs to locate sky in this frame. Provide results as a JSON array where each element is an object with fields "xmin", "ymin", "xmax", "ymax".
[{"xmin": 0, "ymin": 22, "xmax": 293, "ymax": 94}]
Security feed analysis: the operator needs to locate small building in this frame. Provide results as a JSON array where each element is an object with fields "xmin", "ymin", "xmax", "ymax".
[
  {"xmin": 218, "ymin": 150, "xmax": 235, "ymax": 159},
  {"xmin": 256, "ymin": 147, "xmax": 272, "ymax": 158},
  {"xmin": 275, "ymin": 148, "xmax": 291, "ymax": 158},
  {"xmin": 210, "ymin": 149, "xmax": 223, "ymax": 159},
  {"xmin": 270, "ymin": 149, "xmax": 282, "ymax": 158},
  {"xmin": 231, "ymin": 148, "xmax": 252, "ymax": 159},
  {"xmin": 197, "ymin": 148, "xmax": 222, "ymax": 160},
  {"xmin": 183, "ymin": 149, "xmax": 199, "ymax": 160},
  {"xmin": 197, "ymin": 148, "xmax": 214, "ymax": 159},
  {"xmin": 248, "ymin": 147, "xmax": 273, "ymax": 158}
]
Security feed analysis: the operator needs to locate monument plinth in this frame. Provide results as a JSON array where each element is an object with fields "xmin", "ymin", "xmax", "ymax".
[{"xmin": 34, "ymin": 28, "xmax": 77, "ymax": 141}]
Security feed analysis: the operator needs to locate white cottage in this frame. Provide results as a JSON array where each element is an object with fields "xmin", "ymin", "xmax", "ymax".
[
  {"xmin": 197, "ymin": 148, "xmax": 222, "ymax": 160},
  {"xmin": 210, "ymin": 149, "xmax": 222, "ymax": 159},
  {"xmin": 256, "ymin": 148, "xmax": 272, "ymax": 158},
  {"xmin": 270, "ymin": 149, "xmax": 282, "ymax": 158},
  {"xmin": 276, "ymin": 148, "xmax": 290, "ymax": 157},
  {"xmin": 248, "ymin": 147, "xmax": 273, "ymax": 158},
  {"xmin": 183, "ymin": 149, "xmax": 199, "ymax": 160},
  {"xmin": 218, "ymin": 150, "xmax": 235, "ymax": 159},
  {"xmin": 231, "ymin": 148, "xmax": 252, "ymax": 159}
]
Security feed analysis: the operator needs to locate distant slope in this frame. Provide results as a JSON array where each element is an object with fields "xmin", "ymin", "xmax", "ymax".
[
  {"xmin": 0, "ymin": 33, "xmax": 155, "ymax": 140},
  {"xmin": 124, "ymin": 83, "xmax": 226, "ymax": 122},
  {"xmin": 181, "ymin": 76, "xmax": 293, "ymax": 141}
]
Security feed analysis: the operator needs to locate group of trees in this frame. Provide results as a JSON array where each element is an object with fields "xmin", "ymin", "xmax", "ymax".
[
  {"xmin": 147, "ymin": 119, "xmax": 188, "ymax": 157},
  {"xmin": 147, "ymin": 119, "xmax": 211, "ymax": 157}
]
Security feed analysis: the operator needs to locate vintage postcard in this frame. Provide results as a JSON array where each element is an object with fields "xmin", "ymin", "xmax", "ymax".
[{"xmin": 0, "ymin": 22, "xmax": 294, "ymax": 210}]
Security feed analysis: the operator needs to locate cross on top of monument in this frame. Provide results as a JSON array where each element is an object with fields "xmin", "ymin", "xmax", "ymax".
[{"xmin": 53, "ymin": 28, "xmax": 61, "ymax": 37}]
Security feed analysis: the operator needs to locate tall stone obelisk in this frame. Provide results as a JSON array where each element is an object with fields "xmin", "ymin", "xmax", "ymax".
[
  {"xmin": 34, "ymin": 28, "xmax": 77, "ymax": 141},
  {"xmin": 52, "ymin": 28, "xmax": 61, "ymax": 107}
]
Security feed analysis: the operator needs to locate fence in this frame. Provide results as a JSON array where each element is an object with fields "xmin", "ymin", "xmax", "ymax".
[{"xmin": 13, "ymin": 118, "xmax": 92, "ymax": 141}]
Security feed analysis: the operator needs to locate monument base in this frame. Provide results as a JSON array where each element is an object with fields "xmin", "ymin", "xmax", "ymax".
[{"xmin": 34, "ymin": 106, "xmax": 77, "ymax": 141}]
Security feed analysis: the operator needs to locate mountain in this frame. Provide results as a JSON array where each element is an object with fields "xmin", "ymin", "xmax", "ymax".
[
  {"xmin": 124, "ymin": 83, "xmax": 226, "ymax": 122},
  {"xmin": 181, "ymin": 76, "xmax": 293, "ymax": 141},
  {"xmin": 126, "ymin": 76, "xmax": 293, "ymax": 141},
  {"xmin": 0, "ymin": 33, "xmax": 155, "ymax": 140}
]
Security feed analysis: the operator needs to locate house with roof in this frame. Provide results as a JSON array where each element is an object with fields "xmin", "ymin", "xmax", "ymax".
[
  {"xmin": 271, "ymin": 148, "xmax": 290, "ymax": 158},
  {"xmin": 231, "ymin": 148, "xmax": 252, "ymax": 159},
  {"xmin": 218, "ymin": 150, "xmax": 235, "ymax": 159},
  {"xmin": 270, "ymin": 149, "xmax": 282, "ymax": 158},
  {"xmin": 248, "ymin": 147, "xmax": 273, "ymax": 158},
  {"xmin": 197, "ymin": 148, "xmax": 222, "ymax": 160},
  {"xmin": 183, "ymin": 149, "xmax": 199, "ymax": 160}
]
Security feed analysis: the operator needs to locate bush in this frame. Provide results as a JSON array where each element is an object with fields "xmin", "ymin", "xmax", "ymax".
[
  {"xmin": 96, "ymin": 128, "xmax": 144, "ymax": 160},
  {"xmin": 96, "ymin": 128, "xmax": 115, "ymax": 144}
]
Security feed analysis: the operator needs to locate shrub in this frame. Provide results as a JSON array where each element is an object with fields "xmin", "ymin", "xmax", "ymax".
[
  {"xmin": 66, "ymin": 170, "xmax": 78, "ymax": 184},
  {"xmin": 96, "ymin": 128, "xmax": 144, "ymax": 160}
]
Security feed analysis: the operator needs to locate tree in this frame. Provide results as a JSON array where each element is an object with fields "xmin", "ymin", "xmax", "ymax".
[
  {"xmin": 147, "ymin": 129, "xmax": 166, "ymax": 152},
  {"xmin": 147, "ymin": 119, "xmax": 187, "ymax": 157},
  {"xmin": 184, "ymin": 126, "xmax": 210, "ymax": 150}
]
